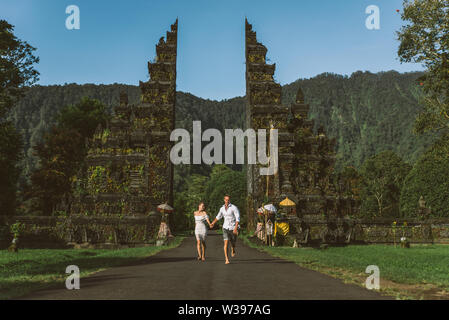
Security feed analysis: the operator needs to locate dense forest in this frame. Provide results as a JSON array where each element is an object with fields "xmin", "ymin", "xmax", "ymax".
[
  {"xmin": 7, "ymin": 70, "xmax": 448, "ymax": 221},
  {"xmin": 2, "ymin": 0, "xmax": 448, "ymax": 231},
  {"xmin": 7, "ymin": 70, "xmax": 433, "ymax": 189}
]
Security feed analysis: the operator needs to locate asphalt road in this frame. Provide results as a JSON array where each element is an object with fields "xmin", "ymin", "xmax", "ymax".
[{"xmin": 21, "ymin": 231, "xmax": 389, "ymax": 300}]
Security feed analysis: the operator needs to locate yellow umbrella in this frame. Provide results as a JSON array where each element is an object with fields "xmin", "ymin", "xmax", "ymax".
[{"xmin": 280, "ymin": 197, "xmax": 296, "ymax": 207}]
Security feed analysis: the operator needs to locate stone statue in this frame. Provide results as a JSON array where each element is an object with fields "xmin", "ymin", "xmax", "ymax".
[
  {"xmin": 418, "ymin": 195, "xmax": 426, "ymax": 208},
  {"xmin": 417, "ymin": 195, "xmax": 431, "ymax": 217}
]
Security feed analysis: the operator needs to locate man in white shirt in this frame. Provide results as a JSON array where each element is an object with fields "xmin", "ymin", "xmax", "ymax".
[{"xmin": 210, "ymin": 194, "xmax": 240, "ymax": 264}]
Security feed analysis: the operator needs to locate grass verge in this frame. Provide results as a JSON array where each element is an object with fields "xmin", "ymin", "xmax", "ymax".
[
  {"xmin": 0, "ymin": 237, "xmax": 184, "ymax": 299},
  {"xmin": 242, "ymin": 235, "xmax": 449, "ymax": 300}
]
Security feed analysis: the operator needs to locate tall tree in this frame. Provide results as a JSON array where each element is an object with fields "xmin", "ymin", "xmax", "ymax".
[
  {"xmin": 205, "ymin": 166, "xmax": 246, "ymax": 226},
  {"xmin": 400, "ymin": 137, "xmax": 449, "ymax": 218},
  {"xmin": 173, "ymin": 174, "xmax": 208, "ymax": 231},
  {"xmin": 360, "ymin": 151, "xmax": 411, "ymax": 217},
  {"xmin": 0, "ymin": 20, "xmax": 39, "ymax": 119},
  {"xmin": 30, "ymin": 127, "xmax": 83, "ymax": 214},
  {"xmin": 397, "ymin": 0, "xmax": 449, "ymax": 135},
  {"xmin": 30, "ymin": 97, "xmax": 110, "ymax": 215},
  {"xmin": 172, "ymin": 165, "xmax": 246, "ymax": 232},
  {"xmin": 0, "ymin": 122, "xmax": 23, "ymax": 216},
  {"xmin": 0, "ymin": 20, "xmax": 39, "ymax": 216}
]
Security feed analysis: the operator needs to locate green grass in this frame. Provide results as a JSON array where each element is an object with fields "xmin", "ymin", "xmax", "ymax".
[
  {"xmin": 0, "ymin": 237, "xmax": 184, "ymax": 299},
  {"xmin": 243, "ymin": 236, "xmax": 449, "ymax": 292}
]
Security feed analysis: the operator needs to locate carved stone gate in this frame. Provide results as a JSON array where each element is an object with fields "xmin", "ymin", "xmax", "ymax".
[
  {"xmin": 70, "ymin": 20, "xmax": 178, "ymax": 218},
  {"xmin": 62, "ymin": 19, "xmax": 355, "ymax": 244},
  {"xmin": 244, "ymin": 19, "xmax": 347, "ymax": 233}
]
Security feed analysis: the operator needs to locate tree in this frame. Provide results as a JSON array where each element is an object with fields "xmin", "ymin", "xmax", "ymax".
[
  {"xmin": 205, "ymin": 166, "xmax": 246, "ymax": 227},
  {"xmin": 360, "ymin": 151, "xmax": 411, "ymax": 217},
  {"xmin": 400, "ymin": 136, "xmax": 449, "ymax": 217},
  {"xmin": 30, "ymin": 127, "xmax": 83, "ymax": 214},
  {"xmin": 0, "ymin": 122, "xmax": 23, "ymax": 216},
  {"xmin": 397, "ymin": 0, "xmax": 449, "ymax": 135},
  {"xmin": 0, "ymin": 20, "xmax": 39, "ymax": 216},
  {"xmin": 334, "ymin": 165, "xmax": 361, "ymax": 199},
  {"xmin": 7, "ymin": 72, "xmax": 432, "ymax": 189},
  {"xmin": 173, "ymin": 174, "xmax": 208, "ymax": 232},
  {"xmin": 56, "ymin": 96, "xmax": 109, "ymax": 137},
  {"xmin": 30, "ymin": 97, "xmax": 109, "ymax": 215},
  {"xmin": 172, "ymin": 165, "xmax": 246, "ymax": 232},
  {"xmin": 0, "ymin": 20, "xmax": 39, "ymax": 118}
]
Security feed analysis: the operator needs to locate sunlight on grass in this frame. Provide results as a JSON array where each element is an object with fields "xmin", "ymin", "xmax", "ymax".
[
  {"xmin": 0, "ymin": 237, "xmax": 184, "ymax": 299},
  {"xmin": 243, "ymin": 237, "xmax": 449, "ymax": 289}
]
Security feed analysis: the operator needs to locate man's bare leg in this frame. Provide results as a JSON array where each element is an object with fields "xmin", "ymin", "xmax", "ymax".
[
  {"xmin": 231, "ymin": 234, "xmax": 236, "ymax": 257},
  {"xmin": 224, "ymin": 240, "xmax": 230, "ymax": 264}
]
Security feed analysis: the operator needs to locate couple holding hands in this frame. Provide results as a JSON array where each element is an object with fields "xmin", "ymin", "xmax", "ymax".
[{"xmin": 193, "ymin": 194, "xmax": 240, "ymax": 264}]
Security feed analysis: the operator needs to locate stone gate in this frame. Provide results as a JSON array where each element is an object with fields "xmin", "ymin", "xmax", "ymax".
[
  {"xmin": 244, "ymin": 20, "xmax": 354, "ymax": 231},
  {"xmin": 7, "ymin": 19, "xmax": 444, "ymax": 247},
  {"xmin": 70, "ymin": 19, "xmax": 178, "ymax": 218}
]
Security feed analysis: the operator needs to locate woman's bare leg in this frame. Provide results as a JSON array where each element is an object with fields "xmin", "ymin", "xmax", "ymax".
[
  {"xmin": 196, "ymin": 239, "xmax": 202, "ymax": 260},
  {"xmin": 201, "ymin": 240, "xmax": 206, "ymax": 261}
]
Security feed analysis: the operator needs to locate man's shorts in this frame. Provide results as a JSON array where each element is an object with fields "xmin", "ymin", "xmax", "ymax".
[{"xmin": 222, "ymin": 228, "xmax": 237, "ymax": 245}]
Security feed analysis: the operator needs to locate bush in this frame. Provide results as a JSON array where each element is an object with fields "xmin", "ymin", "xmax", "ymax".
[
  {"xmin": 359, "ymin": 150, "xmax": 411, "ymax": 217},
  {"xmin": 400, "ymin": 139, "xmax": 449, "ymax": 217},
  {"xmin": 0, "ymin": 225, "xmax": 11, "ymax": 249}
]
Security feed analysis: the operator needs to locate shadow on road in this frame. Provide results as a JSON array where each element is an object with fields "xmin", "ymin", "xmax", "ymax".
[
  {"xmin": 233, "ymin": 258, "xmax": 292, "ymax": 264},
  {"xmin": 136, "ymin": 256, "xmax": 196, "ymax": 264}
]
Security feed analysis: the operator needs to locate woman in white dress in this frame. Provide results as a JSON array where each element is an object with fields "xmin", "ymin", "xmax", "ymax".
[{"xmin": 194, "ymin": 202, "xmax": 212, "ymax": 261}]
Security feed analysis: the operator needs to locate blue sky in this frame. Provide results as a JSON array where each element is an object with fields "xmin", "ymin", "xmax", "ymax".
[{"xmin": 1, "ymin": 0, "xmax": 423, "ymax": 100}]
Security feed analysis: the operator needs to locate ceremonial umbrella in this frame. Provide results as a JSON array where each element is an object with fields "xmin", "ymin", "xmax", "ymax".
[
  {"xmin": 263, "ymin": 204, "xmax": 277, "ymax": 213},
  {"xmin": 279, "ymin": 197, "xmax": 296, "ymax": 207},
  {"xmin": 261, "ymin": 204, "xmax": 276, "ymax": 244},
  {"xmin": 157, "ymin": 202, "xmax": 174, "ymax": 213},
  {"xmin": 157, "ymin": 203, "xmax": 174, "ymax": 239}
]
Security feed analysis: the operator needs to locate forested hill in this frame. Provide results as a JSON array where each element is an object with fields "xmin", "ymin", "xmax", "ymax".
[
  {"xmin": 8, "ymin": 70, "xmax": 433, "ymax": 185},
  {"xmin": 283, "ymin": 70, "xmax": 434, "ymax": 168}
]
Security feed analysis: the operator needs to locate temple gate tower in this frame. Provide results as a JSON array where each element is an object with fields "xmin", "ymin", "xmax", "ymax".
[
  {"xmin": 245, "ymin": 19, "xmax": 340, "ymax": 231},
  {"xmin": 245, "ymin": 19, "xmax": 296, "ymax": 229},
  {"xmin": 70, "ymin": 20, "xmax": 178, "ymax": 218}
]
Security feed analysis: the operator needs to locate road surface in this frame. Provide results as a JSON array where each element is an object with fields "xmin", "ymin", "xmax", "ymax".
[{"xmin": 21, "ymin": 231, "xmax": 389, "ymax": 300}]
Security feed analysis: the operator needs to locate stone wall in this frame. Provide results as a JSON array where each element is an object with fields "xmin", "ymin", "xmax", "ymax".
[
  {"xmin": 1, "ymin": 214, "xmax": 162, "ymax": 249},
  {"xmin": 4, "ymin": 215, "xmax": 449, "ymax": 249},
  {"xmin": 274, "ymin": 216, "xmax": 449, "ymax": 246}
]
